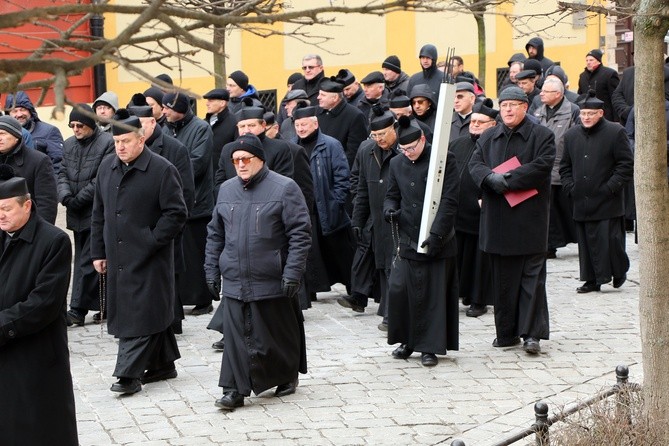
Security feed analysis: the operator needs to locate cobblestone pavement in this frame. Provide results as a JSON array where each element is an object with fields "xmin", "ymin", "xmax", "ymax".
[{"xmin": 66, "ymin": 209, "xmax": 641, "ymax": 446}]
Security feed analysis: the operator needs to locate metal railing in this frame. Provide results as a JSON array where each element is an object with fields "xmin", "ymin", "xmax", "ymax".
[{"xmin": 450, "ymin": 364, "xmax": 640, "ymax": 446}]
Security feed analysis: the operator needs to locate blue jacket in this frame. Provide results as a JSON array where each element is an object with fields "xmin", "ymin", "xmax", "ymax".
[{"xmin": 304, "ymin": 130, "xmax": 351, "ymax": 235}]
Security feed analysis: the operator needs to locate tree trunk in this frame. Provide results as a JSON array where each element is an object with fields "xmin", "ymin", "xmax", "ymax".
[
  {"xmin": 634, "ymin": 0, "xmax": 669, "ymax": 438},
  {"xmin": 213, "ymin": 24, "xmax": 227, "ymax": 89},
  {"xmin": 474, "ymin": 11, "xmax": 486, "ymax": 87}
]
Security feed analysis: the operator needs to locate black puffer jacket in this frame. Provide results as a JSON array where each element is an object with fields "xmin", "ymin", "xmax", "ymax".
[{"xmin": 57, "ymin": 128, "xmax": 114, "ymax": 231}]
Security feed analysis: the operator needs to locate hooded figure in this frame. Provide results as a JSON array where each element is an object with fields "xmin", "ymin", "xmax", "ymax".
[
  {"xmin": 406, "ymin": 44, "xmax": 444, "ymax": 104},
  {"xmin": 409, "ymin": 84, "xmax": 438, "ymax": 132},
  {"xmin": 525, "ymin": 37, "xmax": 555, "ymax": 73},
  {"xmin": 4, "ymin": 91, "xmax": 64, "ymax": 173}
]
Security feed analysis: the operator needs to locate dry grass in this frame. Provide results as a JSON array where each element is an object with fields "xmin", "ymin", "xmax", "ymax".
[{"xmin": 549, "ymin": 387, "xmax": 665, "ymax": 446}]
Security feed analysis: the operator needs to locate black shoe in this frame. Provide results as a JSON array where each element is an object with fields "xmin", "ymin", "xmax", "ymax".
[
  {"xmin": 336, "ymin": 295, "xmax": 365, "ymax": 313},
  {"xmin": 546, "ymin": 250, "xmax": 557, "ymax": 259},
  {"xmin": 212, "ymin": 337, "xmax": 225, "ymax": 351},
  {"xmin": 392, "ymin": 344, "xmax": 413, "ymax": 359},
  {"xmin": 110, "ymin": 378, "xmax": 142, "ymax": 394},
  {"xmin": 140, "ymin": 364, "xmax": 177, "ymax": 384},
  {"xmin": 378, "ymin": 322, "xmax": 388, "ymax": 332},
  {"xmin": 613, "ymin": 274, "xmax": 627, "ymax": 288},
  {"xmin": 576, "ymin": 282, "xmax": 601, "ymax": 293},
  {"xmin": 523, "ymin": 337, "xmax": 541, "ymax": 354},
  {"xmin": 66, "ymin": 310, "xmax": 85, "ymax": 327},
  {"xmin": 421, "ymin": 353, "xmax": 438, "ymax": 367},
  {"xmin": 92, "ymin": 312, "xmax": 105, "ymax": 323},
  {"xmin": 466, "ymin": 305, "xmax": 488, "ymax": 317},
  {"xmin": 215, "ymin": 391, "xmax": 244, "ymax": 410},
  {"xmin": 191, "ymin": 304, "xmax": 213, "ymax": 315},
  {"xmin": 492, "ymin": 337, "xmax": 521, "ymax": 348},
  {"xmin": 275, "ymin": 378, "xmax": 299, "ymax": 397}
]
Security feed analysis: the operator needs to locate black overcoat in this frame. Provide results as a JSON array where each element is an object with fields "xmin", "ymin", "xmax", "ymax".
[
  {"xmin": 560, "ymin": 119, "xmax": 633, "ymax": 221},
  {"xmin": 0, "ymin": 213, "xmax": 77, "ymax": 446},
  {"xmin": 578, "ymin": 65, "xmax": 620, "ymax": 121},
  {"xmin": 91, "ymin": 148, "xmax": 188, "ymax": 337},
  {"xmin": 317, "ymin": 99, "xmax": 369, "ymax": 168},
  {"xmin": 469, "ymin": 118, "xmax": 556, "ymax": 255},
  {"xmin": 352, "ymin": 139, "xmax": 398, "ymax": 269},
  {"xmin": 450, "ymin": 134, "xmax": 482, "ymax": 234}
]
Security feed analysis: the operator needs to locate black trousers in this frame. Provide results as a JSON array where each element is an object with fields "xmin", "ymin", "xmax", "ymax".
[
  {"xmin": 548, "ymin": 185, "xmax": 577, "ymax": 251},
  {"xmin": 70, "ymin": 229, "xmax": 100, "ymax": 313},
  {"xmin": 489, "ymin": 253, "xmax": 550, "ymax": 341},
  {"xmin": 113, "ymin": 328, "xmax": 181, "ymax": 379},
  {"xmin": 575, "ymin": 217, "xmax": 629, "ymax": 285},
  {"xmin": 177, "ymin": 217, "xmax": 211, "ymax": 306}
]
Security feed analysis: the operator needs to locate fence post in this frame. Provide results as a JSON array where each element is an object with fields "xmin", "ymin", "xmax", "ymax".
[
  {"xmin": 533, "ymin": 401, "xmax": 549, "ymax": 446},
  {"xmin": 615, "ymin": 364, "xmax": 632, "ymax": 425}
]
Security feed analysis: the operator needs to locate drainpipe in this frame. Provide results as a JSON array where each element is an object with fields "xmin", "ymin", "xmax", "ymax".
[{"xmin": 90, "ymin": 0, "xmax": 106, "ymax": 97}]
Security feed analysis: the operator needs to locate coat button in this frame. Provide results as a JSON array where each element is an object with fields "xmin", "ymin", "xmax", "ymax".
[
  {"xmin": 410, "ymin": 182, "xmax": 415, "ymax": 186},
  {"xmin": 7, "ymin": 329, "xmax": 15, "ymax": 338},
  {"xmin": 379, "ymin": 179, "xmax": 383, "ymax": 184}
]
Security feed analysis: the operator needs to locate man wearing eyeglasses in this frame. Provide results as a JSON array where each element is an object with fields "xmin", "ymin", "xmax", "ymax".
[
  {"xmin": 560, "ymin": 95, "xmax": 633, "ymax": 294},
  {"xmin": 450, "ymin": 99, "xmax": 498, "ymax": 319},
  {"xmin": 469, "ymin": 86, "xmax": 555, "ymax": 355},
  {"xmin": 205, "ymin": 133, "xmax": 311, "ymax": 410},
  {"xmin": 292, "ymin": 54, "xmax": 326, "ymax": 106},
  {"xmin": 58, "ymin": 104, "xmax": 115, "ymax": 327},
  {"xmin": 338, "ymin": 109, "xmax": 399, "ymax": 329},
  {"xmin": 383, "ymin": 116, "xmax": 460, "ymax": 367},
  {"xmin": 389, "ymin": 91, "xmax": 433, "ymax": 143},
  {"xmin": 534, "ymin": 77, "xmax": 580, "ymax": 260}
]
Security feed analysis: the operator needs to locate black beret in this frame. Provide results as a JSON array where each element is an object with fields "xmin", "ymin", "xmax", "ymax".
[
  {"xmin": 360, "ymin": 71, "xmax": 384, "ymax": 85},
  {"xmin": 203, "ymin": 88, "xmax": 230, "ymax": 101},
  {"xmin": 336, "ymin": 69, "xmax": 356, "ymax": 87},
  {"xmin": 232, "ymin": 134, "xmax": 265, "ymax": 161},
  {"xmin": 111, "ymin": 109, "xmax": 142, "ymax": 136},
  {"xmin": 293, "ymin": 103, "xmax": 318, "ymax": 120},
  {"xmin": 515, "ymin": 70, "xmax": 537, "ymax": 81},
  {"xmin": 389, "ymin": 90, "xmax": 411, "ymax": 109},
  {"xmin": 370, "ymin": 107, "xmax": 395, "ymax": 131},
  {"xmin": 472, "ymin": 98, "xmax": 499, "ymax": 119},
  {"xmin": 263, "ymin": 112, "xmax": 276, "ymax": 126},
  {"xmin": 396, "ymin": 115, "xmax": 422, "ymax": 145},
  {"xmin": 236, "ymin": 106, "xmax": 265, "ymax": 121},
  {"xmin": 319, "ymin": 78, "xmax": 344, "ymax": 93},
  {"xmin": 523, "ymin": 59, "xmax": 543, "ymax": 76},
  {"xmin": 287, "ymin": 72, "xmax": 303, "ymax": 85},
  {"xmin": 0, "ymin": 165, "xmax": 29, "ymax": 199},
  {"xmin": 127, "ymin": 106, "xmax": 154, "ymax": 118},
  {"xmin": 579, "ymin": 92, "xmax": 605, "ymax": 110}
]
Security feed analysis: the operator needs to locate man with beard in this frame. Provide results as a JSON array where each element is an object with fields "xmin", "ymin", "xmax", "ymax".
[
  {"xmin": 58, "ymin": 104, "xmax": 115, "ymax": 326},
  {"xmin": 203, "ymin": 88, "xmax": 238, "ymax": 174},
  {"xmin": 533, "ymin": 77, "xmax": 580, "ymax": 259},
  {"xmin": 450, "ymin": 99, "xmax": 497, "ymax": 318},
  {"xmin": 406, "ymin": 44, "xmax": 443, "ymax": 103},
  {"xmin": 316, "ymin": 77, "xmax": 369, "ymax": 168},
  {"xmin": 4, "ymin": 91, "xmax": 64, "ymax": 173},
  {"xmin": 293, "ymin": 104, "xmax": 354, "ymax": 299},
  {"xmin": 0, "ymin": 170, "xmax": 77, "ymax": 446},
  {"xmin": 450, "ymin": 82, "xmax": 476, "ymax": 142},
  {"xmin": 338, "ymin": 109, "xmax": 398, "ymax": 330},
  {"xmin": 389, "ymin": 90, "xmax": 433, "ymax": 142},
  {"xmin": 162, "ymin": 92, "xmax": 215, "ymax": 316},
  {"xmin": 205, "ymin": 133, "xmax": 311, "ymax": 410},
  {"xmin": 382, "ymin": 55, "xmax": 410, "ymax": 95},
  {"xmin": 129, "ymin": 105, "xmax": 195, "ymax": 334},
  {"xmin": 383, "ymin": 116, "xmax": 460, "ymax": 367},
  {"xmin": 525, "ymin": 37, "xmax": 555, "ymax": 74},
  {"xmin": 92, "ymin": 114, "xmax": 187, "ymax": 394},
  {"xmin": 292, "ymin": 54, "xmax": 326, "ymax": 106},
  {"xmin": 0, "ymin": 116, "xmax": 58, "ymax": 225},
  {"xmin": 410, "ymin": 84, "xmax": 437, "ymax": 132},
  {"xmin": 469, "ymin": 86, "xmax": 555, "ymax": 355},
  {"xmin": 560, "ymin": 95, "xmax": 633, "ymax": 293}
]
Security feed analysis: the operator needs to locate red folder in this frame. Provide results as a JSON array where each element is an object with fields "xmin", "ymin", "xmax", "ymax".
[{"xmin": 492, "ymin": 156, "xmax": 538, "ymax": 207}]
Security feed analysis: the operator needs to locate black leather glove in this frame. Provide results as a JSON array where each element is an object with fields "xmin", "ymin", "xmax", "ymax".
[
  {"xmin": 207, "ymin": 278, "xmax": 221, "ymax": 301},
  {"xmin": 281, "ymin": 278, "xmax": 300, "ymax": 299},
  {"xmin": 484, "ymin": 173, "xmax": 509, "ymax": 194},
  {"xmin": 384, "ymin": 208, "xmax": 401, "ymax": 223},
  {"xmin": 61, "ymin": 195, "xmax": 73, "ymax": 207},
  {"xmin": 420, "ymin": 233, "xmax": 447, "ymax": 257},
  {"xmin": 352, "ymin": 226, "xmax": 362, "ymax": 241}
]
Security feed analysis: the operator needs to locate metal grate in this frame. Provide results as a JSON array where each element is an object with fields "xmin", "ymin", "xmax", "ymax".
[{"xmin": 258, "ymin": 89, "xmax": 278, "ymax": 113}]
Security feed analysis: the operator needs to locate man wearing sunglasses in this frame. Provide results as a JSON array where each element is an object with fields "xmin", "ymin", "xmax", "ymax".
[
  {"xmin": 291, "ymin": 54, "xmax": 326, "ymax": 106},
  {"xmin": 205, "ymin": 133, "xmax": 311, "ymax": 410},
  {"xmin": 58, "ymin": 104, "xmax": 115, "ymax": 327}
]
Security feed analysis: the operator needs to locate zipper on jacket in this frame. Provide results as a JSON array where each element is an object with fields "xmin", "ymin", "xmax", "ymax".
[{"xmin": 255, "ymin": 206, "xmax": 260, "ymax": 233}]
